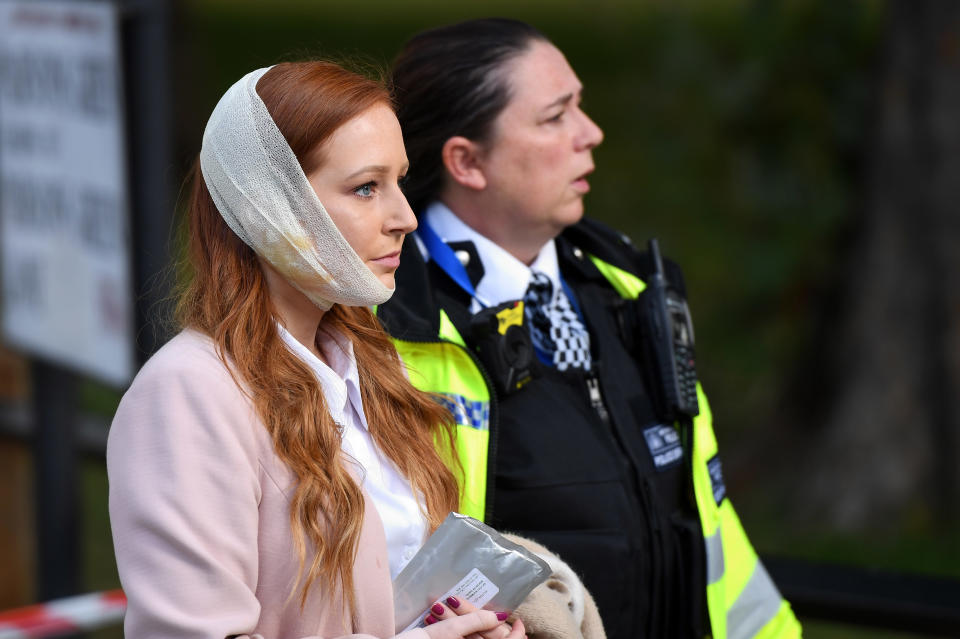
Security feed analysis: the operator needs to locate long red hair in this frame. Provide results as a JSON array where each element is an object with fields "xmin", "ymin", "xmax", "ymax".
[{"xmin": 176, "ymin": 61, "xmax": 460, "ymax": 614}]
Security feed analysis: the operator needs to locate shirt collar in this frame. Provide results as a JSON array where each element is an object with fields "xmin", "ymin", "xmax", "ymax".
[
  {"xmin": 276, "ymin": 322, "xmax": 368, "ymax": 430},
  {"xmin": 422, "ymin": 201, "xmax": 562, "ymax": 307}
]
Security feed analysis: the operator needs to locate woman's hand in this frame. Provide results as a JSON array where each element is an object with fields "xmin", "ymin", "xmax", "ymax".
[{"xmin": 422, "ymin": 597, "xmax": 525, "ymax": 639}]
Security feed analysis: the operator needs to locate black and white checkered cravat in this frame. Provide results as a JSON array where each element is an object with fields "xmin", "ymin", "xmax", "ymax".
[{"xmin": 523, "ymin": 271, "xmax": 592, "ymax": 371}]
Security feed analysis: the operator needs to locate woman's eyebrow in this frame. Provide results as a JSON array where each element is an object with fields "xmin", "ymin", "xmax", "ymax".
[
  {"xmin": 543, "ymin": 93, "xmax": 574, "ymax": 111},
  {"xmin": 343, "ymin": 162, "xmax": 410, "ymax": 181},
  {"xmin": 345, "ymin": 165, "xmax": 390, "ymax": 180}
]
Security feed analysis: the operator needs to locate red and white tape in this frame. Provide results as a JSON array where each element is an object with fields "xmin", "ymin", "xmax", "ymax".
[{"xmin": 0, "ymin": 590, "xmax": 126, "ymax": 638}]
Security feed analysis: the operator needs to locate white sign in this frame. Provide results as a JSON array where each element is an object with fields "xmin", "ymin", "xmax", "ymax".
[{"xmin": 0, "ymin": 0, "xmax": 132, "ymax": 386}]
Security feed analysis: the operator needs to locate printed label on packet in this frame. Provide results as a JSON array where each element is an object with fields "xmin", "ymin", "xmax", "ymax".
[{"xmin": 401, "ymin": 568, "xmax": 501, "ymax": 633}]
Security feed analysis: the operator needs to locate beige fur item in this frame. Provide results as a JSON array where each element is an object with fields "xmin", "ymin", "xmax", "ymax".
[{"xmin": 502, "ymin": 534, "xmax": 607, "ymax": 639}]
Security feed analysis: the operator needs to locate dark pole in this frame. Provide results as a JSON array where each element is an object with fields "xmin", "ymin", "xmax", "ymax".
[
  {"xmin": 123, "ymin": 0, "xmax": 175, "ymax": 364},
  {"xmin": 32, "ymin": 361, "xmax": 79, "ymax": 601},
  {"xmin": 900, "ymin": 0, "xmax": 959, "ymax": 529}
]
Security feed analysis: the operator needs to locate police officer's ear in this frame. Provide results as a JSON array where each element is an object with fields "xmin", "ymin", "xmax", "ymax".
[{"xmin": 441, "ymin": 135, "xmax": 487, "ymax": 191}]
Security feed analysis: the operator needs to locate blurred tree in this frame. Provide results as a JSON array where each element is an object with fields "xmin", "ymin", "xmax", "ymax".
[{"xmin": 789, "ymin": 0, "xmax": 960, "ymax": 534}]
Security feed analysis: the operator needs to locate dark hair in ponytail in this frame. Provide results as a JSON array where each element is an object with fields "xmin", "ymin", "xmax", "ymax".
[{"xmin": 390, "ymin": 18, "xmax": 548, "ymax": 213}]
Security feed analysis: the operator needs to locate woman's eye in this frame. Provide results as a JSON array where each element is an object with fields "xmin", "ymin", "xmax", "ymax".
[
  {"xmin": 546, "ymin": 111, "xmax": 565, "ymax": 123},
  {"xmin": 354, "ymin": 182, "xmax": 375, "ymax": 198}
]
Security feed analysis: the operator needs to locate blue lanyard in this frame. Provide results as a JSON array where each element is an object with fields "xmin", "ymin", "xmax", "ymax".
[
  {"xmin": 417, "ymin": 218, "xmax": 584, "ymax": 319},
  {"xmin": 416, "ymin": 219, "xmax": 483, "ymax": 304}
]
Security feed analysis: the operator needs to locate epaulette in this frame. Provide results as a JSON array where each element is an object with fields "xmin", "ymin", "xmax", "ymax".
[{"xmin": 562, "ymin": 218, "xmax": 687, "ymax": 297}]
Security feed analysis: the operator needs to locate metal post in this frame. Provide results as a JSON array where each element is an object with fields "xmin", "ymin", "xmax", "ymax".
[
  {"xmin": 123, "ymin": 0, "xmax": 174, "ymax": 363},
  {"xmin": 32, "ymin": 360, "xmax": 79, "ymax": 601}
]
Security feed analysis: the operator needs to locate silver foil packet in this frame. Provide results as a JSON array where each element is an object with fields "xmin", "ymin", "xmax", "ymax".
[{"xmin": 393, "ymin": 512, "xmax": 550, "ymax": 633}]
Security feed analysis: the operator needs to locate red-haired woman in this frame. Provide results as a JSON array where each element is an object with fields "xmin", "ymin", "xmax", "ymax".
[{"xmin": 106, "ymin": 61, "xmax": 525, "ymax": 639}]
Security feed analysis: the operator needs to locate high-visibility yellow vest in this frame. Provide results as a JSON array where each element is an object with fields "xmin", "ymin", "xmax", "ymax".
[
  {"xmin": 391, "ymin": 310, "xmax": 490, "ymax": 521},
  {"xmin": 390, "ymin": 254, "xmax": 801, "ymax": 639}
]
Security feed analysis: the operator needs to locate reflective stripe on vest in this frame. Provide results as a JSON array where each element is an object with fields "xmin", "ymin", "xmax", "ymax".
[
  {"xmin": 728, "ymin": 561, "xmax": 789, "ymax": 639},
  {"xmin": 390, "ymin": 311, "xmax": 490, "ymax": 521},
  {"xmin": 589, "ymin": 254, "xmax": 800, "ymax": 639},
  {"xmin": 706, "ymin": 528, "xmax": 725, "ymax": 584}
]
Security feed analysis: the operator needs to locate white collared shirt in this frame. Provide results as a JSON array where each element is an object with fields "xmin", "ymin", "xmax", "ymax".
[
  {"xmin": 421, "ymin": 201, "xmax": 563, "ymax": 312},
  {"xmin": 276, "ymin": 323, "xmax": 427, "ymax": 579}
]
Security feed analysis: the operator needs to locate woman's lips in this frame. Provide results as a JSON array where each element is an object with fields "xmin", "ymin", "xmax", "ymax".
[
  {"xmin": 572, "ymin": 167, "xmax": 594, "ymax": 194},
  {"xmin": 372, "ymin": 251, "xmax": 401, "ymax": 268}
]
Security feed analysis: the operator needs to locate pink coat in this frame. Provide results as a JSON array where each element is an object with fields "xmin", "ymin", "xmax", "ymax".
[{"xmin": 107, "ymin": 329, "xmax": 429, "ymax": 639}]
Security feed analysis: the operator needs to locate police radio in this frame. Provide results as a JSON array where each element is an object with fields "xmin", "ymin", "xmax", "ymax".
[
  {"xmin": 469, "ymin": 300, "xmax": 537, "ymax": 396},
  {"xmin": 618, "ymin": 238, "xmax": 700, "ymax": 422}
]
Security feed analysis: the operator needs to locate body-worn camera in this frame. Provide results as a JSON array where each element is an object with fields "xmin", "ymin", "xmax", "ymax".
[
  {"xmin": 617, "ymin": 239, "xmax": 700, "ymax": 422},
  {"xmin": 469, "ymin": 300, "xmax": 537, "ymax": 396}
]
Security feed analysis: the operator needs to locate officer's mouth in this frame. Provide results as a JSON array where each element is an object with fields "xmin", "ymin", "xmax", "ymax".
[{"xmin": 572, "ymin": 167, "xmax": 594, "ymax": 194}]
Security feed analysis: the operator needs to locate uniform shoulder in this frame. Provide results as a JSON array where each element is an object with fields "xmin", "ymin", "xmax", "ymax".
[
  {"xmin": 562, "ymin": 218, "xmax": 688, "ymax": 296},
  {"xmin": 562, "ymin": 217, "xmax": 640, "ymax": 269}
]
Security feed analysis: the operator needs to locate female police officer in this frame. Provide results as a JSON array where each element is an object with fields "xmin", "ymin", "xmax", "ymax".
[{"xmin": 377, "ymin": 18, "xmax": 801, "ymax": 639}]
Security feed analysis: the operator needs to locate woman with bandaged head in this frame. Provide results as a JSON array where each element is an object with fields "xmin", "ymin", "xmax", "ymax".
[{"xmin": 106, "ymin": 61, "xmax": 525, "ymax": 639}]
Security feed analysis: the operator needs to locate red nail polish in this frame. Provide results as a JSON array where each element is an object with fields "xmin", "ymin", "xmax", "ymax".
[
  {"xmin": 425, "ymin": 614, "xmax": 437, "ymax": 625},
  {"xmin": 446, "ymin": 596, "xmax": 460, "ymax": 609},
  {"xmin": 431, "ymin": 603, "xmax": 445, "ymax": 616},
  {"xmin": 496, "ymin": 612, "xmax": 509, "ymax": 621}
]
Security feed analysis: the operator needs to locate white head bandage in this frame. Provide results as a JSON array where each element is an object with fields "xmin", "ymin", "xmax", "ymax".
[{"xmin": 199, "ymin": 67, "xmax": 393, "ymax": 310}]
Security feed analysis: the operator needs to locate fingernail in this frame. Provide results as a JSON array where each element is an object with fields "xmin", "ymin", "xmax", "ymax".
[
  {"xmin": 496, "ymin": 612, "xmax": 509, "ymax": 621},
  {"xmin": 431, "ymin": 603, "xmax": 445, "ymax": 616},
  {"xmin": 446, "ymin": 596, "xmax": 460, "ymax": 609},
  {"xmin": 425, "ymin": 614, "xmax": 437, "ymax": 625}
]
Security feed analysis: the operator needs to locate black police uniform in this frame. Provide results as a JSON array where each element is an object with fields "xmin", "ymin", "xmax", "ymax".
[{"xmin": 378, "ymin": 218, "xmax": 707, "ymax": 639}]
